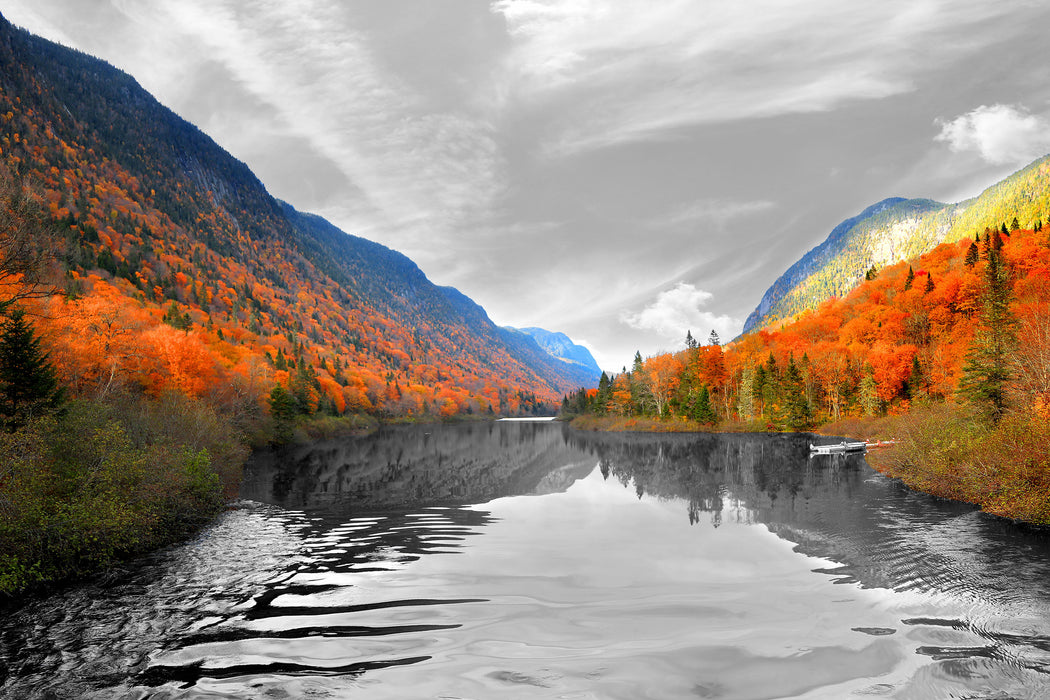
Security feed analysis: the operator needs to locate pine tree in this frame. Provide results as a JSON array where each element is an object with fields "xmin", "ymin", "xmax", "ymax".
[
  {"xmin": 924, "ymin": 273, "xmax": 935, "ymax": 293},
  {"xmin": 267, "ymin": 383, "xmax": 297, "ymax": 443},
  {"xmin": 1010, "ymin": 216, "xmax": 1020, "ymax": 231},
  {"xmin": 781, "ymin": 355, "xmax": 810, "ymax": 430},
  {"xmin": 708, "ymin": 329, "xmax": 721, "ymax": 347},
  {"xmin": 595, "ymin": 371, "xmax": 611, "ymax": 415},
  {"xmin": 692, "ymin": 384, "xmax": 717, "ymax": 424},
  {"xmin": 904, "ymin": 266, "xmax": 914, "ymax": 291},
  {"xmin": 0, "ymin": 309, "xmax": 64, "ymax": 429},
  {"xmin": 907, "ymin": 355, "xmax": 925, "ymax": 400},
  {"xmin": 964, "ymin": 241, "xmax": 979, "ymax": 267},
  {"xmin": 958, "ymin": 240, "xmax": 1016, "ymax": 422},
  {"xmin": 685, "ymin": 330, "xmax": 697, "ymax": 350}
]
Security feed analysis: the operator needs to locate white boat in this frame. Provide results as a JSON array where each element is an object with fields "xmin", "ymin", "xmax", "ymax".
[{"xmin": 809, "ymin": 440, "xmax": 867, "ymax": 454}]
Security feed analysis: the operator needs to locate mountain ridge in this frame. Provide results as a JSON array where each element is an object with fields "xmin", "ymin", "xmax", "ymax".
[
  {"xmin": 0, "ymin": 13, "xmax": 596, "ymax": 419},
  {"xmin": 744, "ymin": 155, "xmax": 1050, "ymax": 333},
  {"xmin": 506, "ymin": 326, "xmax": 602, "ymax": 381}
]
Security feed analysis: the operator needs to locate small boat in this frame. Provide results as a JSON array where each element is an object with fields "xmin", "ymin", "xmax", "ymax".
[{"xmin": 809, "ymin": 440, "xmax": 867, "ymax": 455}]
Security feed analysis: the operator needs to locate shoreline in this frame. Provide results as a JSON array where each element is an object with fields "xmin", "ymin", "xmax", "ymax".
[{"xmin": 567, "ymin": 413, "xmax": 1050, "ymax": 528}]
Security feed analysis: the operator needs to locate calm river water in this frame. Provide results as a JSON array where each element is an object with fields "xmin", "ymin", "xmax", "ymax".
[{"xmin": 3, "ymin": 420, "xmax": 1050, "ymax": 699}]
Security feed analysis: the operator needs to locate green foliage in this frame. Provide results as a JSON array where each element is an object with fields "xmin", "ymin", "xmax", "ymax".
[
  {"xmin": 781, "ymin": 356, "xmax": 811, "ymax": 430},
  {"xmin": 161, "ymin": 301, "xmax": 192, "ymax": 331},
  {"xmin": 958, "ymin": 241, "xmax": 1017, "ymax": 423},
  {"xmin": 267, "ymin": 384, "xmax": 297, "ymax": 444},
  {"xmin": 878, "ymin": 406, "xmax": 1050, "ymax": 525},
  {"xmin": 859, "ymin": 373, "xmax": 881, "ymax": 417},
  {"xmin": 0, "ymin": 394, "xmax": 246, "ymax": 596},
  {"xmin": 965, "ymin": 240, "xmax": 979, "ymax": 266},
  {"xmin": 690, "ymin": 385, "xmax": 718, "ymax": 425},
  {"xmin": 0, "ymin": 309, "xmax": 64, "ymax": 429},
  {"xmin": 737, "ymin": 364, "xmax": 756, "ymax": 421}
]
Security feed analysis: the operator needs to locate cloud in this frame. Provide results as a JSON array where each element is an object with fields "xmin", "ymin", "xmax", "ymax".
[
  {"xmin": 934, "ymin": 104, "xmax": 1050, "ymax": 166},
  {"xmin": 650, "ymin": 199, "xmax": 776, "ymax": 230},
  {"xmin": 491, "ymin": 0, "xmax": 1032, "ymax": 157},
  {"xmin": 620, "ymin": 283, "xmax": 741, "ymax": 349}
]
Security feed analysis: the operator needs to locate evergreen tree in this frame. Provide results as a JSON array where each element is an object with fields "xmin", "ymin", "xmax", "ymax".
[
  {"xmin": 907, "ymin": 355, "xmax": 925, "ymax": 400},
  {"xmin": 864, "ymin": 265, "xmax": 878, "ymax": 281},
  {"xmin": 959, "ymin": 238, "xmax": 1016, "ymax": 422},
  {"xmin": 1010, "ymin": 216, "xmax": 1020, "ymax": 231},
  {"xmin": 760, "ymin": 353, "xmax": 780, "ymax": 423},
  {"xmin": 692, "ymin": 384, "xmax": 717, "ymax": 424},
  {"xmin": 904, "ymin": 265, "xmax": 914, "ymax": 291},
  {"xmin": 708, "ymin": 329, "xmax": 721, "ymax": 347},
  {"xmin": 595, "ymin": 372, "xmax": 611, "ymax": 415},
  {"xmin": 0, "ymin": 309, "xmax": 64, "ymax": 429},
  {"xmin": 685, "ymin": 330, "xmax": 697, "ymax": 350},
  {"xmin": 924, "ymin": 273, "xmax": 935, "ymax": 293},
  {"xmin": 162, "ymin": 301, "xmax": 191, "ymax": 331},
  {"xmin": 964, "ymin": 241, "xmax": 979, "ymax": 267},
  {"xmin": 781, "ymin": 355, "xmax": 810, "ymax": 430},
  {"xmin": 267, "ymin": 384, "xmax": 297, "ymax": 443}
]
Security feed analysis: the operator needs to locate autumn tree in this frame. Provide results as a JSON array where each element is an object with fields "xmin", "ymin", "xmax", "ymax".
[
  {"xmin": 0, "ymin": 171, "xmax": 56, "ymax": 313},
  {"xmin": 641, "ymin": 353, "xmax": 683, "ymax": 417},
  {"xmin": 737, "ymin": 364, "xmax": 756, "ymax": 421}
]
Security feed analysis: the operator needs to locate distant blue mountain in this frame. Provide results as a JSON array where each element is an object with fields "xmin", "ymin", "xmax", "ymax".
[{"xmin": 506, "ymin": 327, "xmax": 602, "ymax": 385}]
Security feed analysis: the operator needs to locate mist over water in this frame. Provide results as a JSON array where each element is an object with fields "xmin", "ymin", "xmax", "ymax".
[{"xmin": 3, "ymin": 421, "xmax": 1050, "ymax": 699}]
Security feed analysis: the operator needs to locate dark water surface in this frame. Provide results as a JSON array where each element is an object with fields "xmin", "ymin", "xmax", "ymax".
[{"xmin": 3, "ymin": 420, "xmax": 1050, "ymax": 699}]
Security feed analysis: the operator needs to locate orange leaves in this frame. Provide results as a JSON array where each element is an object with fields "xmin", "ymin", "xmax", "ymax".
[
  {"xmin": 140, "ymin": 325, "xmax": 217, "ymax": 397},
  {"xmin": 866, "ymin": 342, "xmax": 916, "ymax": 402}
]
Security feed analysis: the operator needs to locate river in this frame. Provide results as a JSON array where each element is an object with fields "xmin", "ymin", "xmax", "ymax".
[{"xmin": 2, "ymin": 420, "xmax": 1050, "ymax": 699}]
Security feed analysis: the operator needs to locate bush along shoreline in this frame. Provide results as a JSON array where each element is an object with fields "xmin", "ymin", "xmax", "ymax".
[{"xmin": 0, "ymin": 392, "xmax": 249, "ymax": 600}]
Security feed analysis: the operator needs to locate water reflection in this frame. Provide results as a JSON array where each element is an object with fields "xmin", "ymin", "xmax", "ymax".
[
  {"xmin": 242, "ymin": 420, "xmax": 595, "ymax": 513},
  {"xmin": 3, "ymin": 422, "xmax": 1050, "ymax": 699},
  {"xmin": 567, "ymin": 430, "xmax": 1050, "ymax": 697}
]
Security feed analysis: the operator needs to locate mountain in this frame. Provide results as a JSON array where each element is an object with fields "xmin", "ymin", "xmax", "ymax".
[
  {"xmin": 744, "ymin": 155, "xmax": 1050, "ymax": 332},
  {"xmin": 508, "ymin": 327, "xmax": 602, "ymax": 380},
  {"xmin": 0, "ymin": 14, "xmax": 596, "ymax": 418}
]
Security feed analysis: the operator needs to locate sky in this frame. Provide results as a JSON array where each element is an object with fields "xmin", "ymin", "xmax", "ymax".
[{"xmin": 7, "ymin": 1, "xmax": 1050, "ymax": 372}]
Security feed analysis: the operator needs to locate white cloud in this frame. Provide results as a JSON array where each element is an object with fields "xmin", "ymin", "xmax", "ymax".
[
  {"xmin": 491, "ymin": 0, "xmax": 1024, "ymax": 157},
  {"xmin": 651, "ymin": 199, "xmax": 776, "ymax": 230},
  {"xmin": 934, "ymin": 104, "xmax": 1050, "ymax": 166},
  {"xmin": 620, "ymin": 283, "xmax": 741, "ymax": 349}
]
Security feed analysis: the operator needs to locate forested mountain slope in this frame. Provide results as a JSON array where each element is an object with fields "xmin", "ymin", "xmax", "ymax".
[
  {"xmin": 745, "ymin": 155, "xmax": 1050, "ymax": 332},
  {"xmin": 508, "ymin": 327, "xmax": 602, "ymax": 378},
  {"xmin": 0, "ymin": 13, "xmax": 594, "ymax": 418}
]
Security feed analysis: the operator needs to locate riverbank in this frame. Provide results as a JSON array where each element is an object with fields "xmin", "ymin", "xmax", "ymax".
[
  {"xmin": 829, "ymin": 407, "xmax": 1050, "ymax": 527},
  {"xmin": 0, "ymin": 392, "xmax": 249, "ymax": 600},
  {"xmin": 1, "ymin": 407, "xmax": 556, "ymax": 601},
  {"xmin": 567, "ymin": 414, "xmax": 762, "ymax": 433},
  {"xmin": 570, "ymin": 409, "xmax": 1050, "ymax": 527}
]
